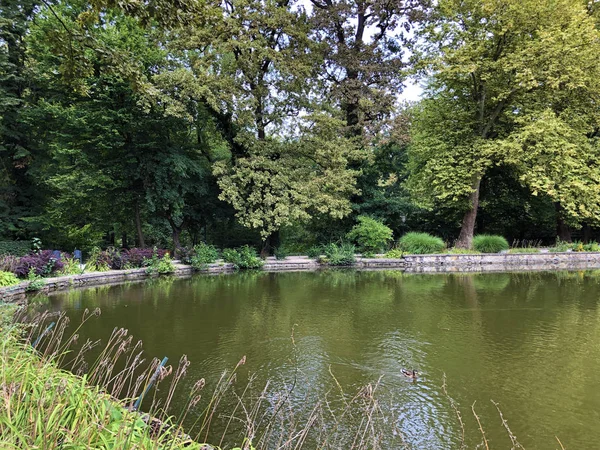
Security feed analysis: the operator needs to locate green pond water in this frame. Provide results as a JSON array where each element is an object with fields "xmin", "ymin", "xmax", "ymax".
[{"xmin": 35, "ymin": 270, "xmax": 600, "ymax": 449}]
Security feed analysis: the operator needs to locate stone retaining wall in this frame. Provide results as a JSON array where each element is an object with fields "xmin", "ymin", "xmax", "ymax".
[
  {"xmin": 3, "ymin": 252, "xmax": 600, "ymax": 302},
  {"xmin": 402, "ymin": 251, "xmax": 600, "ymax": 273}
]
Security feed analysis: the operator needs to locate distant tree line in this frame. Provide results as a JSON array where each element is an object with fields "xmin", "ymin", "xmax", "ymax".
[{"xmin": 2, "ymin": 0, "xmax": 600, "ymax": 254}]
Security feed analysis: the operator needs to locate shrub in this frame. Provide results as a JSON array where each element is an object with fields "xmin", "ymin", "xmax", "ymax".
[
  {"xmin": 0, "ymin": 240, "xmax": 32, "ymax": 256},
  {"xmin": 385, "ymin": 248, "xmax": 404, "ymax": 258},
  {"xmin": 85, "ymin": 247, "xmax": 112, "ymax": 272},
  {"xmin": 346, "ymin": 216, "xmax": 393, "ymax": 256},
  {"xmin": 123, "ymin": 248, "xmax": 167, "ymax": 268},
  {"xmin": 177, "ymin": 246, "xmax": 195, "ymax": 264},
  {"xmin": 472, "ymin": 235, "xmax": 509, "ymax": 253},
  {"xmin": 0, "ymin": 255, "xmax": 19, "ymax": 273},
  {"xmin": 398, "ymin": 232, "xmax": 445, "ymax": 255},
  {"xmin": 145, "ymin": 249, "xmax": 176, "ymax": 275},
  {"xmin": 549, "ymin": 238, "xmax": 571, "ymax": 252},
  {"xmin": 584, "ymin": 242, "xmax": 600, "ymax": 252},
  {"xmin": 223, "ymin": 246, "xmax": 263, "ymax": 270},
  {"xmin": 25, "ymin": 268, "xmax": 45, "ymax": 291},
  {"xmin": 85, "ymin": 247, "xmax": 168, "ymax": 271},
  {"xmin": 323, "ymin": 243, "xmax": 356, "ymax": 266},
  {"xmin": 60, "ymin": 257, "xmax": 83, "ymax": 275},
  {"xmin": 274, "ymin": 247, "xmax": 288, "ymax": 260},
  {"xmin": 0, "ymin": 271, "xmax": 20, "ymax": 287},
  {"xmin": 14, "ymin": 250, "xmax": 65, "ymax": 278},
  {"xmin": 306, "ymin": 245, "xmax": 323, "ymax": 258},
  {"xmin": 189, "ymin": 243, "xmax": 219, "ymax": 270}
]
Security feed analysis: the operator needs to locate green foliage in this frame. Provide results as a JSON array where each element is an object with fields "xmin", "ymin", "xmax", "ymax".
[
  {"xmin": 572, "ymin": 242, "xmax": 585, "ymax": 252},
  {"xmin": 60, "ymin": 257, "xmax": 83, "ymax": 275},
  {"xmin": 446, "ymin": 248, "xmax": 480, "ymax": 255},
  {"xmin": 189, "ymin": 243, "xmax": 219, "ymax": 270},
  {"xmin": 145, "ymin": 250, "xmax": 175, "ymax": 275},
  {"xmin": 274, "ymin": 247, "xmax": 288, "ymax": 260},
  {"xmin": 472, "ymin": 235, "xmax": 510, "ymax": 253},
  {"xmin": 0, "ymin": 330, "xmax": 204, "ymax": 449},
  {"xmin": 385, "ymin": 248, "xmax": 404, "ymax": 259},
  {"xmin": 85, "ymin": 248, "xmax": 110, "ymax": 272},
  {"xmin": 398, "ymin": 232, "xmax": 446, "ymax": 255},
  {"xmin": 410, "ymin": 0, "xmax": 600, "ymax": 242},
  {"xmin": 31, "ymin": 238, "xmax": 42, "ymax": 254},
  {"xmin": 549, "ymin": 239, "xmax": 572, "ymax": 253},
  {"xmin": 222, "ymin": 246, "xmax": 263, "ymax": 270},
  {"xmin": 508, "ymin": 247, "xmax": 540, "ymax": 254},
  {"xmin": 323, "ymin": 243, "xmax": 356, "ymax": 266},
  {"xmin": 25, "ymin": 269, "xmax": 45, "ymax": 292},
  {"xmin": 0, "ymin": 271, "xmax": 20, "ymax": 287},
  {"xmin": 346, "ymin": 216, "xmax": 393, "ymax": 257},
  {"xmin": 306, "ymin": 245, "xmax": 323, "ymax": 258},
  {"xmin": 584, "ymin": 242, "xmax": 600, "ymax": 252},
  {"xmin": 0, "ymin": 241, "xmax": 32, "ymax": 256}
]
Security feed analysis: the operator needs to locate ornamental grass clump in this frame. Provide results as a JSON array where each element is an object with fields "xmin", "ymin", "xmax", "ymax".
[
  {"xmin": 472, "ymin": 235, "xmax": 509, "ymax": 253},
  {"xmin": 306, "ymin": 245, "xmax": 323, "ymax": 258},
  {"xmin": 0, "ymin": 310, "xmax": 205, "ymax": 450},
  {"xmin": 397, "ymin": 232, "xmax": 445, "ymax": 255},
  {"xmin": 508, "ymin": 247, "xmax": 540, "ymax": 254}
]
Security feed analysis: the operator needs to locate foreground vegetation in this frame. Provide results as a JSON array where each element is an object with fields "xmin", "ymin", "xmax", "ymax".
[
  {"xmin": 0, "ymin": 306, "xmax": 201, "ymax": 449},
  {"xmin": 0, "ymin": 307, "xmax": 408, "ymax": 449}
]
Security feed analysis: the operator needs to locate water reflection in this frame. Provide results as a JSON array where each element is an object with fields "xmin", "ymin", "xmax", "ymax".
[{"xmin": 33, "ymin": 270, "xmax": 600, "ymax": 449}]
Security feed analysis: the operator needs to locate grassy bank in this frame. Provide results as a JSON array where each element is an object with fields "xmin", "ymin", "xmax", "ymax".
[{"xmin": 0, "ymin": 306, "xmax": 206, "ymax": 450}]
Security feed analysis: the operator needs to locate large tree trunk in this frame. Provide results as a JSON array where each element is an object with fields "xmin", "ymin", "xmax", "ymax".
[
  {"xmin": 121, "ymin": 232, "xmax": 129, "ymax": 249},
  {"xmin": 261, "ymin": 230, "xmax": 280, "ymax": 258},
  {"xmin": 135, "ymin": 200, "xmax": 145, "ymax": 248},
  {"xmin": 455, "ymin": 177, "xmax": 482, "ymax": 249},
  {"xmin": 166, "ymin": 213, "xmax": 184, "ymax": 258},
  {"xmin": 554, "ymin": 203, "xmax": 572, "ymax": 242},
  {"xmin": 172, "ymin": 228, "xmax": 182, "ymax": 256},
  {"xmin": 582, "ymin": 224, "xmax": 592, "ymax": 244}
]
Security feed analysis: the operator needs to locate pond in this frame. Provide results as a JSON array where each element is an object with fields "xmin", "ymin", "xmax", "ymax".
[{"xmin": 33, "ymin": 270, "xmax": 600, "ymax": 449}]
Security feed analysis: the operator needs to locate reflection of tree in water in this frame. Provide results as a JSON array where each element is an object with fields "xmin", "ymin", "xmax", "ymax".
[{"xmin": 31, "ymin": 269, "xmax": 600, "ymax": 449}]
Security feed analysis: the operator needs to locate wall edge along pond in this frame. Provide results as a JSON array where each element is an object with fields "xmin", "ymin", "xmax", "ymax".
[{"xmin": 2, "ymin": 252, "xmax": 600, "ymax": 303}]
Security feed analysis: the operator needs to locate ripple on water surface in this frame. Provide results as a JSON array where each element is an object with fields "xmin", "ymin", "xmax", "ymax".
[{"xmin": 33, "ymin": 270, "xmax": 600, "ymax": 449}]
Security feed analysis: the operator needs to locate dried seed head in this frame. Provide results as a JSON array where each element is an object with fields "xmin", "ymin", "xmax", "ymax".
[
  {"xmin": 192, "ymin": 378, "xmax": 205, "ymax": 394},
  {"xmin": 190, "ymin": 394, "xmax": 202, "ymax": 408},
  {"xmin": 236, "ymin": 355, "xmax": 247, "ymax": 369}
]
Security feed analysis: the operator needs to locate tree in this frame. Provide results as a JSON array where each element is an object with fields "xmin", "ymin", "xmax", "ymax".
[
  {"xmin": 409, "ymin": 0, "xmax": 600, "ymax": 248},
  {"xmin": 0, "ymin": 0, "xmax": 40, "ymax": 238},
  {"xmin": 24, "ymin": 2, "xmax": 220, "ymax": 253},
  {"xmin": 500, "ymin": 111, "xmax": 600, "ymax": 241},
  {"xmin": 307, "ymin": 0, "xmax": 429, "ymax": 137},
  {"xmin": 155, "ymin": 0, "xmax": 361, "ymax": 253}
]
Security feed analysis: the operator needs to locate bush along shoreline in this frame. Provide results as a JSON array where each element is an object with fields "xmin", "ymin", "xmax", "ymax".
[{"xmin": 3, "ymin": 233, "xmax": 600, "ymax": 300}]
